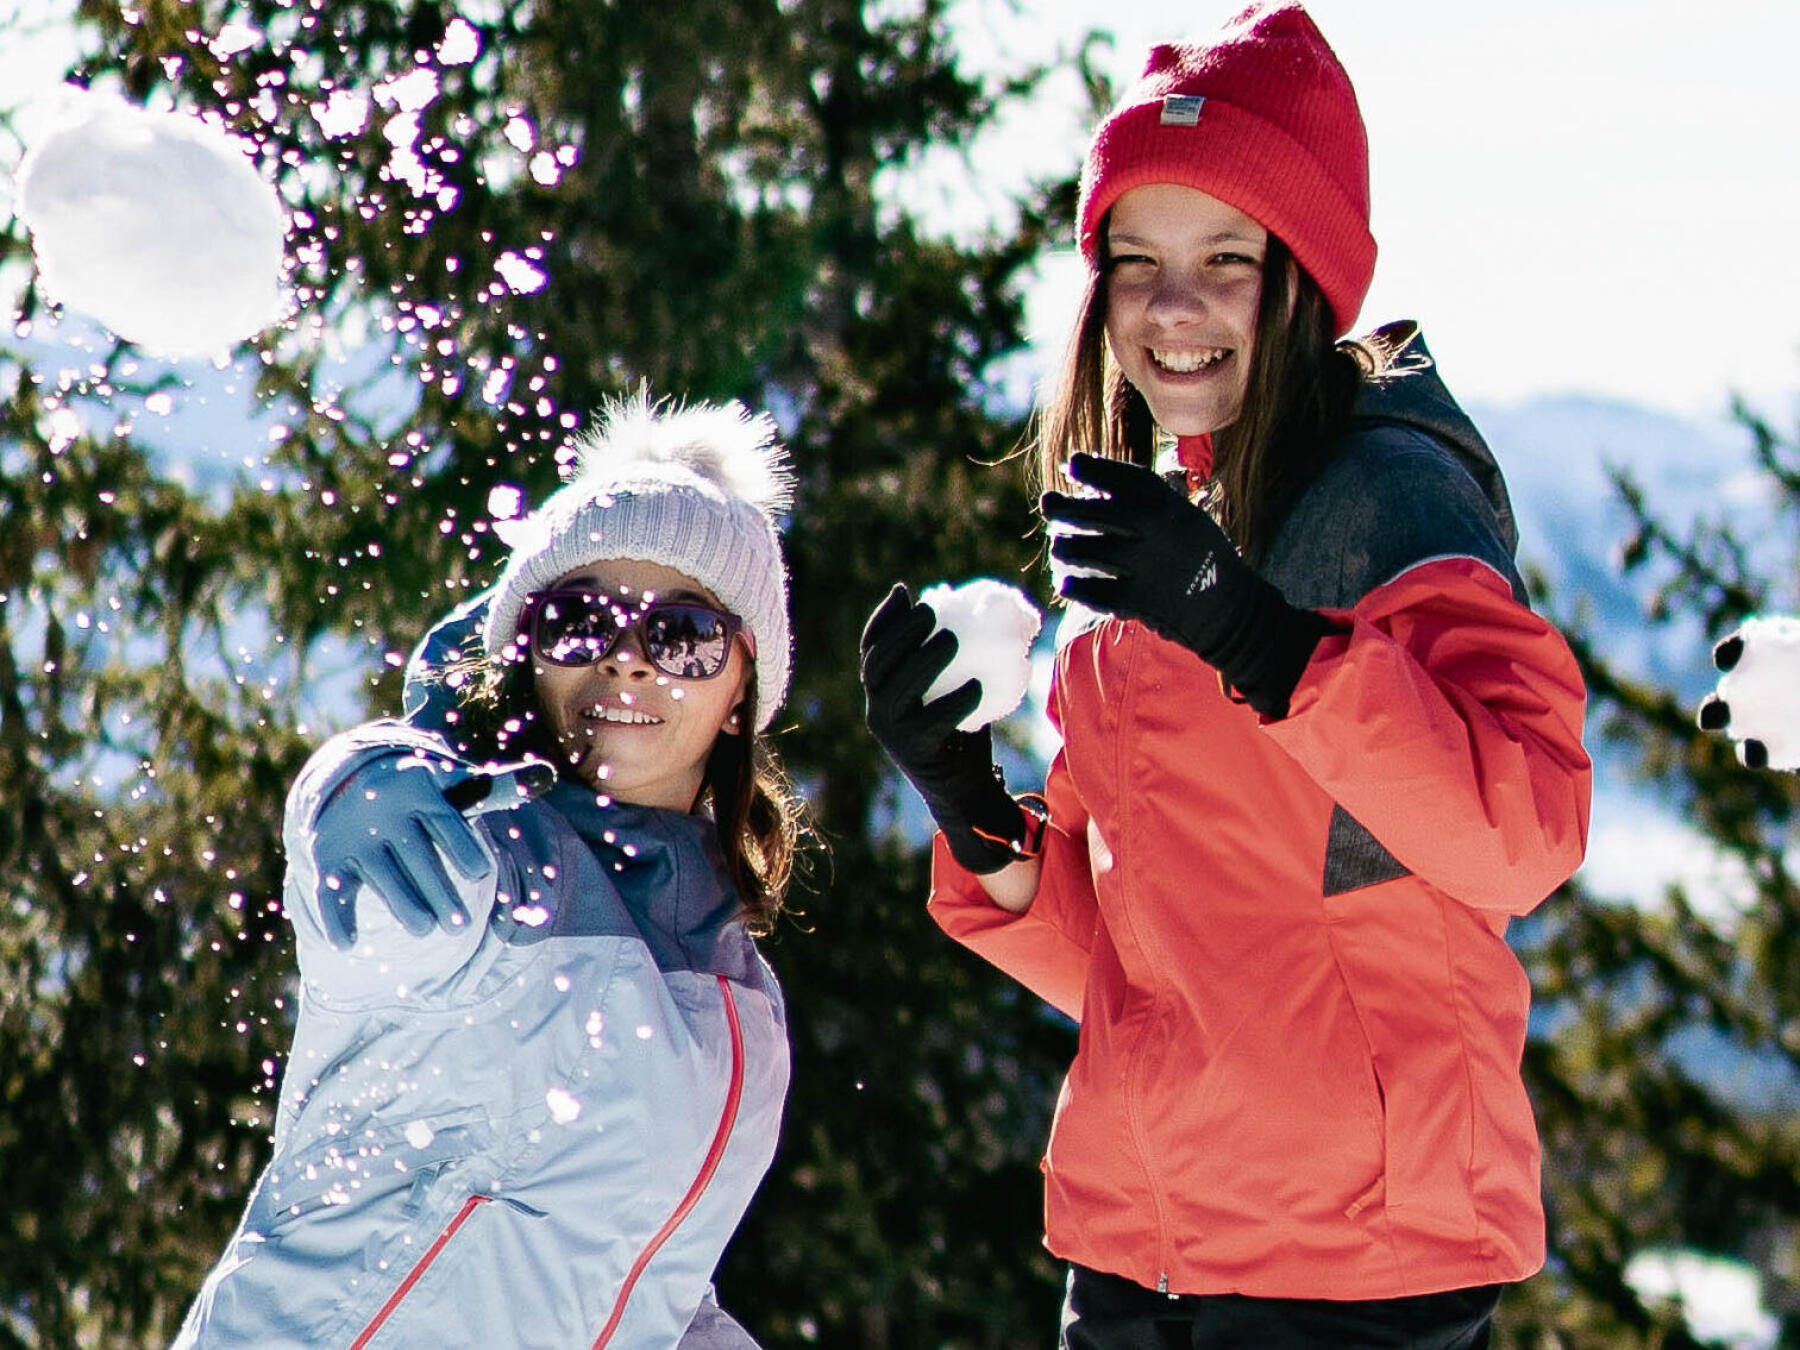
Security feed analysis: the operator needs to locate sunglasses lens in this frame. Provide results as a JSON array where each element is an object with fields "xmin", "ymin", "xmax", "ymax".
[
  {"xmin": 643, "ymin": 605, "xmax": 733, "ymax": 679},
  {"xmin": 535, "ymin": 594, "xmax": 619, "ymax": 666},
  {"xmin": 530, "ymin": 594, "xmax": 739, "ymax": 678}
]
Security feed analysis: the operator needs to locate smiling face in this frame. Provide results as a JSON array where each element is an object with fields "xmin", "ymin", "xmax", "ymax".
[
  {"xmin": 528, "ymin": 558, "xmax": 750, "ymax": 811},
  {"xmin": 1102, "ymin": 182, "xmax": 1269, "ymax": 438}
]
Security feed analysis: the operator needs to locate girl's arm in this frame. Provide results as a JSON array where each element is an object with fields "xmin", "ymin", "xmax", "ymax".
[
  {"xmin": 975, "ymin": 854, "xmax": 1041, "ymax": 913},
  {"xmin": 281, "ymin": 721, "xmax": 529, "ymax": 1002},
  {"xmin": 1269, "ymin": 556, "xmax": 1591, "ymax": 914},
  {"xmin": 926, "ymin": 708, "xmax": 1098, "ymax": 1021}
]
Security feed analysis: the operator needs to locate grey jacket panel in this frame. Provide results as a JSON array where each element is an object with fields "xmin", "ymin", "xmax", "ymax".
[
  {"xmin": 1264, "ymin": 420, "xmax": 1524, "ymax": 611},
  {"xmin": 1265, "ymin": 324, "xmax": 1522, "ymax": 612},
  {"xmin": 1261, "ymin": 329, "xmax": 1526, "ymax": 898},
  {"xmin": 1348, "ymin": 320, "xmax": 1518, "ymax": 559}
]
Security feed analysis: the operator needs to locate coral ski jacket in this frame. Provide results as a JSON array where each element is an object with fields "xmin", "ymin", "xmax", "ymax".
[
  {"xmin": 173, "ymin": 720, "xmax": 787, "ymax": 1350},
  {"xmin": 929, "ymin": 326, "xmax": 1591, "ymax": 1302}
]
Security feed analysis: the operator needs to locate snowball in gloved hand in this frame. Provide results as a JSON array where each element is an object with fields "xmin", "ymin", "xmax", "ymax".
[
  {"xmin": 918, "ymin": 579, "xmax": 1041, "ymax": 732},
  {"xmin": 1697, "ymin": 614, "xmax": 1800, "ymax": 770}
]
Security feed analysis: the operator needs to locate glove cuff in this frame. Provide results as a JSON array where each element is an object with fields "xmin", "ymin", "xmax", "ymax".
[
  {"xmin": 1219, "ymin": 599, "xmax": 1336, "ymax": 720},
  {"xmin": 916, "ymin": 755, "xmax": 1032, "ymax": 875},
  {"xmin": 938, "ymin": 788, "xmax": 1032, "ymax": 875}
]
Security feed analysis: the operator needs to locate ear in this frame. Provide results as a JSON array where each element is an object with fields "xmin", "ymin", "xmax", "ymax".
[{"xmin": 717, "ymin": 660, "xmax": 752, "ymax": 737}]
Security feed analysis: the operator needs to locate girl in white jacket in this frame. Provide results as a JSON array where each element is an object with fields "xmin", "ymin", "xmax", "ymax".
[{"xmin": 174, "ymin": 394, "xmax": 803, "ymax": 1349}]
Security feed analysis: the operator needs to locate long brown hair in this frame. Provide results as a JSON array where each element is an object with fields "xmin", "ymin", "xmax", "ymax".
[
  {"xmin": 1034, "ymin": 221, "xmax": 1364, "ymax": 562},
  {"xmin": 452, "ymin": 651, "xmax": 804, "ymax": 935}
]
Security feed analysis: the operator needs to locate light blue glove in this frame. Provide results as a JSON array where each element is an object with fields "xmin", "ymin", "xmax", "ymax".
[
  {"xmin": 402, "ymin": 588, "xmax": 493, "ymax": 741},
  {"xmin": 311, "ymin": 748, "xmax": 551, "ymax": 950}
]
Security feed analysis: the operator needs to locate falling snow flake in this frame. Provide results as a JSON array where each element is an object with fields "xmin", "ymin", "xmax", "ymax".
[
  {"xmin": 311, "ymin": 88, "xmax": 370, "ymax": 139},
  {"xmin": 436, "ymin": 18, "xmax": 481, "ymax": 66},
  {"xmin": 373, "ymin": 68, "xmax": 441, "ymax": 116},
  {"xmin": 208, "ymin": 23, "xmax": 262, "ymax": 58},
  {"xmin": 493, "ymin": 252, "xmax": 547, "ymax": 295}
]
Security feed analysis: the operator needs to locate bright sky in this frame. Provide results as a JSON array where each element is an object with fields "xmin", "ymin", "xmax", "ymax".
[
  {"xmin": 8, "ymin": 0, "xmax": 1800, "ymax": 423},
  {"xmin": 947, "ymin": 0, "xmax": 1800, "ymax": 421}
]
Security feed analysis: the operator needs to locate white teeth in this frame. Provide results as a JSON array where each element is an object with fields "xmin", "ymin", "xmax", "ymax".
[
  {"xmin": 586, "ymin": 705, "xmax": 661, "ymax": 725},
  {"xmin": 1151, "ymin": 347, "xmax": 1226, "ymax": 373}
]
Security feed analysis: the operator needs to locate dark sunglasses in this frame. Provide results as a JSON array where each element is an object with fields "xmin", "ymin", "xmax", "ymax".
[{"xmin": 523, "ymin": 589, "xmax": 751, "ymax": 680}]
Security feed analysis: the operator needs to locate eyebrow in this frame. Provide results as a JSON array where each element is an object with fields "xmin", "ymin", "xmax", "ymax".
[{"xmin": 1109, "ymin": 223, "xmax": 1265, "ymax": 246}]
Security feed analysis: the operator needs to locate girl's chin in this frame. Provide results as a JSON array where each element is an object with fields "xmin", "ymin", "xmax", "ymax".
[
  {"xmin": 1142, "ymin": 395, "xmax": 1243, "ymax": 439},
  {"xmin": 554, "ymin": 746, "xmax": 612, "ymax": 793}
]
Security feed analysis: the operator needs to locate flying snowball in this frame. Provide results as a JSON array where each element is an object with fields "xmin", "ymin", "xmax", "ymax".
[
  {"xmin": 1697, "ymin": 614, "xmax": 1800, "ymax": 770},
  {"xmin": 16, "ymin": 90, "xmax": 288, "ymax": 357},
  {"xmin": 919, "ymin": 579, "xmax": 1041, "ymax": 732}
]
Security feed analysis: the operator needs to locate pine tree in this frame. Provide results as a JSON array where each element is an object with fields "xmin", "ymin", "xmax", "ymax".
[
  {"xmin": 1500, "ymin": 405, "xmax": 1800, "ymax": 1349},
  {"xmin": 0, "ymin": 1, "xmax": 1081, "ymax": 1344}
]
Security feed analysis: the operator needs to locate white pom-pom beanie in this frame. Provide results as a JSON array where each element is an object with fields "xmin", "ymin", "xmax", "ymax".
[{"xmin": 482, "ymin": 392, "xmax": 794, "ymax": 730}]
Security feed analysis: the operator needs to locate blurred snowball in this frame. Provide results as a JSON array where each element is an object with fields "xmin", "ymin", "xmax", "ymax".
[
  {"xmin": 16, "ymin": 90, "xmax": 287, "ymax": 357},
  {"xmin": 919, "ymin": 578, "xmax": 1041, "ymax": 732},
  {"xmin": 1711, "ymin": 615, "xmax": 1800, "ymax": 769},
  {"xmin": 1624, "ymin": 1248, "xmax": 1777, "ymax": 1350}
]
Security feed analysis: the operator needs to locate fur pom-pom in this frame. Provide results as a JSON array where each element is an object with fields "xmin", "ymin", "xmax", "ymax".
[{"xmin": 561, "ymin": 389, "xmax": 795, "ymax": 517}]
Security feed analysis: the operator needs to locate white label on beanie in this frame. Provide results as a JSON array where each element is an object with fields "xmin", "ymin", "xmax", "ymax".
[{"xmin": 1160, "ymin": 95, "xmax": 1205, "ymax": 127}]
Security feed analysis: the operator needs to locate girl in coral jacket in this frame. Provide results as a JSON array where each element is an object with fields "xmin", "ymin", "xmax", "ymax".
[
  {"xmin": 174, "ymin": 396, "xmax": 802, "ymax": 1350},
  {"xmin": 861, "ymin": 5, "xmax": 1591, "ymax": 1347}
]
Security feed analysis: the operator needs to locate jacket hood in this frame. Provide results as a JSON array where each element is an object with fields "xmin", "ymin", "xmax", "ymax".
[
  {"xmin": 1349, "ymin": 321, "xmax": 1518, "ymax": 557},
  {"xmin": 542, "ymin": 782, "xmax": 749, "ymax": 976}
]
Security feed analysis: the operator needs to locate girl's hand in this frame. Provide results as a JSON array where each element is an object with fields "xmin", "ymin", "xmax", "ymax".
[
  {"xmin": 859, "ymin": 584, "xmax": 1030, "ymax": 874},
  {"xmin": 310, "ymin": 751, "xmax": 548, "ymax": 949},
  {"xmin": 1696, "ymin": 616, "xmax": 1800, "ymax": 771},
  {"xmin": 1041, "ymin": 453, "xmax": 1332, "ymax": 719}
]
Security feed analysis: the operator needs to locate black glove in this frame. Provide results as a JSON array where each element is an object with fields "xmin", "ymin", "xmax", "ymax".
[
  {"xmin": 1041, "ymin": 452, "xmax": 1333, "ymax": 719},
  {"xmin": 860, "ymin": 583, "xmax": 1029, "ymax": 874}
]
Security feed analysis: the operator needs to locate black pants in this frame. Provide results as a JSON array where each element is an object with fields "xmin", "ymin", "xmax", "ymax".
[{"xmin": 1060, "ymin": 1266, "xmax": 1502, "ymax": 1350}]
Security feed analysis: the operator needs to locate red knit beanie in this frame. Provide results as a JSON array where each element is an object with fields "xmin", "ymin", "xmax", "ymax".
[{"xmin": 1076, "ymin": 2, "xmax": 1375, "ymax": 337}]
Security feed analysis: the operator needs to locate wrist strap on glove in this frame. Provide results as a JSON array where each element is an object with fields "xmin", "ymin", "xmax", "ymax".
[{"xmin": 967, "ymin": 791, "xmax": 1049, "ymax": 864}]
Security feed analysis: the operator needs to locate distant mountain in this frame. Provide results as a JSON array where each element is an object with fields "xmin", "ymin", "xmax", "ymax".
[
  {"xmin": 1473, "ymin": 394, "xmax": 1766, "ymax": 701},
  {"xmin": 1474, "ymin": 397, "xmax": 1800, "ymax": 1112}
]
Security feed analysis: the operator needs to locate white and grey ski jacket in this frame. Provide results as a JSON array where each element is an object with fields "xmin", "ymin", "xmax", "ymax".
[{"xmin": 172, "ymin": 720, "xmax": 788, "ymax": 1349}]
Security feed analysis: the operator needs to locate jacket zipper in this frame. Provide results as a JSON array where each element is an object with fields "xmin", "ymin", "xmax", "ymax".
[
  {"xmin": 348, "ymin": 1194, "xmax": 494, "ymax": 1349},
  {"xmin": 590, "ymin": 973, "xmax": 746, "ymax": 1349},
  {"xmin": 342, "ymin": 975, "xmax": 747, "ymax": 1350},
  {"xmin": 1110, "ymin": 622, "xmax": 1177, "ymax": 1293}
]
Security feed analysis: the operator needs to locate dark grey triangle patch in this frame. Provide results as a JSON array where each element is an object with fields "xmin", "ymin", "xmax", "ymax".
[{"xmin": 1323, "ymin": 803, "xmax": 1411, "ymax": 897}]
